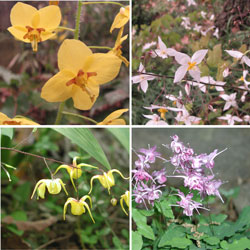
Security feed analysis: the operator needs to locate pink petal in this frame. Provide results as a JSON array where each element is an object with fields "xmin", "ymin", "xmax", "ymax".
[
  {"xmin": 189, "ymin": 69, "xmax": 200, "ymax": 82},
  {"xmin": 225, "ymin": 50, "xmax": 243, "ymax": 59},
  {"xmin": 175, "ymin": 52, "xmax": 190, "ymax": 65},
  {"xmin": 191, "ymin": 49, "xmax": 208, "ymax": 64},
  {"xmin": 140, "ymin": 80, "xmax": 148, "ymax": 93},
  {"xmin": 174, "ymin": 65, "xmax": 188, "ymax": 83}
]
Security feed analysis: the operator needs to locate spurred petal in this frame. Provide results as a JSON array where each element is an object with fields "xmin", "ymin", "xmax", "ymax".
[
  {"xmin": 225, "ymin": 50, "xmax": 243, "ymax": 59},
  {"xmin": 174, "ymin": 65, "xmax": 188, "ymax": 83},
  {"xmin": 31, "ymin": 179, "xmax": 45, "ymax": 199},
  {"xmin": 83, "ymin": 53, "xmax": 122, "ymax": 85},
  {"xmin": 97, "ymin": 109, "xmax": 128, "ymax": 125},
  {"xmin": 41, "ymin": 70, "xmax": 75, "ymax": 102},
  {"xmin": 53, "ymin": 164, "xmax": 70, "ymax": 176},
  {"xmin": 71, "ymin": 84, "xmax": 99, "ymax": 110},
  {"xmin": 38, "ymin": 5, "xmax": 61, "ymax": 30},
  {"xmin": 9, "ymin": 2, "xmax": 37, "ymax": 27},
  {"xmin": 58, "ymin": 39, "xmax": 92, "ymax": 74},
  {"xmin": 191, "ymin": 49, "xmax": 208, "ymax": 64},
  {"xmin": 81, "ymin": 201, "xmax": 95, "ymax": 223},
  {"xmin": 88, "ymin": 175, "xmax": 102, "ymax": 194},
  {"xmin": 63, "ymin": 198, "xmax": 72, "ymax": 220},
  {"xmin": 140, "ymin": 80, "xmax": 148, "ymax": 93}
]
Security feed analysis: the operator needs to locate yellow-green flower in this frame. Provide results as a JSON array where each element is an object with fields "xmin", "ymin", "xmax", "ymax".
[
  {"xmin": 97, "ymin": 109, "xmax": 128, "ymax": 125},
  {"xmin": 89, "ymin": 169, "xmax": 129, "ymax": 195},
  {"xmin": 31, "ymin": 178, "xmax": 68, "ymax": 200},
  {"xmin": 0, "ymin": 112, "xmax": 39, "ymax": 125},
  {"xmin": 41, "ymin": 39, "xmax": 122, "ymax": 110},
  {"xmin": 109, "ymin": 27, "xmax": 129, "ymax": 66},
  {"xmin": 53, "ymin": 156, "xmax": 98, "ymax": 192},
  {"xmin": 8, "ymin": 2, "xmax": 61, "ymax": 52},
  {"xmin": 63, "ymin": 195, "xmax": 95, "ymax": 223},
  {"xmin": 110, "ymin": 6, "xmax": 130, "ymax": 33},
  {"xmin": 111, "ymin": 198, "xmax": 118, "ymax": 206},
  {"xmin": 120, "ymin": 191, "xmax": 129, "ymax": 216}
]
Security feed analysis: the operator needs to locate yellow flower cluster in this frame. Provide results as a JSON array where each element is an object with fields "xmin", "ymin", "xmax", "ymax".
[
  {"xmin": 5, "ymin": 2, "xmax": 130, "ymax": 125},
  {"xmin": 31, "ymin": 157, "xmax": 130, "ymax": 221}
]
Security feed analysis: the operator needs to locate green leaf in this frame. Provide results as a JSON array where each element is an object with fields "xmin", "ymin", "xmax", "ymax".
[
  {"xmin": 210, "ymin": 214, "xmax": 228, "ymax": 223},
  {"xmin": 1, "ymin": 128, "xmax": 14, "ymax": 140},
  {"xmin": 11, "ymin": 211, "xmax": 27, "ymax": 221},
  {"xmin": 107, "ymin": 128, "xmax": 129, "ymax": 153},
  {"xmin": 112, "ymin": 236, "xmax": 123, "ymax": 249},
  {"xmin": 221, "ymin": 237, "xmax": 250, "ymax": 250},
  {"xmin": 139, "ymin": 209, "xmax": 154, "ymax": 217},
  {"xmin": 203, "ymin": 236, "xmax": 220, "ymax": 245},
  {"xmin": 132, "ymin": 231, "xmax": 143, "ymax": 250},
  {"xmin": 137, "ymin": 224, "xmax": 155, "ymax": 241},
  {"xmin": 132, "ymin": 208, "xmax": 147, "ymax": 225},
  {"xmin": 155, "ymin": 200, "xmax": 174, "ymax": 219},
  {"xmin": 6, "ymin": 225, "xmax": 23, "ymax": 236},
  {"xmin": 158, "ymin": 224, "xmax": 186, "ymax": 247},
  {"xmin": 53, "ymin": 128, "xmax": 111, "ymax": 170},
  {"xmin": 169, "ymin": 237, "xmax": 192, "ymax": 249}
]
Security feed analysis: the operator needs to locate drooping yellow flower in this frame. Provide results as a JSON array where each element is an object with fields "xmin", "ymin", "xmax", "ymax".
[
  {"xmin": 89, "ymin": 169, "xmax": 129, "ymax": 195},
  {"xmin": 120, "ymin": 191, "xmax": 129, "ymax": 216},
  {"xmin": 63, "ymin": 196, "xmax": 95, "ymax": 223},
  {"xmin": 31, "ymin": 178, "xmax": 68, "ymax": 200},
  {"xmin": 41, "ymin": 39, "xmax": 122, "ymax": 110},
  {"xmin": 0, "ymin": 112, "xmax": 39, "ymax": 125},
  {"xmin": 53, "ymin": 156, "xmax": 98, "ymax": 192},
  {"xmin": 8, "ymin": 2, "xmax": 61, "ymax": 52},
  {"xmin": 110, "ymin": 6, "xmax": 130, "ymax": 33},
  {"xmin": 109, "ymin": 27, "xmax": 129, "ymax": 66},
  {"xmin": 97, "ymin": 109, "xmax": 128, "ymax": 125}
]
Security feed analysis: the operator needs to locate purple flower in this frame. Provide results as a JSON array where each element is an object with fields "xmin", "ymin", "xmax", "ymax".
[
  {"xmin": 152, "ymin": 169, "xmax": 167, "ymax": 184},
  {"xmin": 135, "ymin": 154, "xmax": 151, "ymax": 169},
  {"xmin": 139, "ymin": 145, "xmax": 161, "ymax": 163}
]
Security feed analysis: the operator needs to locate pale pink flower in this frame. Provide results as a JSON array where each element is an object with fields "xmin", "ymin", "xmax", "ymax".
[
  {"xmin": 142, "ymin": 41, "xmax": 156, "ymax": 52},
  {"xmin": 240, "ymin": 70, "xmax": 250, "ymax": 86},
  {"xmin": 201, "ymin": 11, "xmax": 206, "ymax": 19},
  {"xmin": 181, "ymin": 17, "xmax": 191, "ymax": 30},
  {"xmin": 240, "ymin": 91, "xmax": 247, "ymax": 102},
  {"xmin": 154, "ymin": 36, "xmax": 177, "ymax": 59},
  {"xmin": 143, "ymin": 114, "xmax": 168, "ymax": 125},
  {"xmin": 175, "ymin": 108, "xmax": 201, "ymax": 125},
  {"xmin": 174, "ymin": 50, "xmax": 208, "ymax": 83},
  {"xmin": 132, "ymin": 63, "xmax": 156, "ymax": 93},
  {"xmin": 244, "ymin": 115, "xmax": 250, "ymax": 124},
  {"xmin": 193, "ymin": 24, "xmax": 202, "ymax": 33},
  {"xmin": 225, "ymin": 50, "xmax": 250, "ymax": 67},
  {"xmin": 210, "ymin": 14, "xmax": 215, "ymax": 20},
  {"xmin": 218, "ymin": 114, "xmax": 242, "ymax": 125},
  {"xmin": 187, "ymin": 0, "xmax": 197, "ymax": 6},
  {"xmin": 213, "ymin": 28, "xmax": 219, "ymax": 39},
  {"xmin": 220, "ymin": 93, "xmax": 237, "ymax": 111}
]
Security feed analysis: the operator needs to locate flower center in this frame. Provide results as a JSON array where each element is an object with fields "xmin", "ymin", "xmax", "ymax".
[
  {"xmin": 157, "ymin": 108, "xmax": 168, "ymax": 120},
  {"xmin": 239, "ymin": 76, "xmax": 244, "ymax": 81},
  {"xmin": 66, "ymin": 70, "xmax": 97, "ymax": 102},
  {"xmin": 187, "ymin": 61, "xmax": 196, "ymax": 71},
  {"xmin": 23, "ymin": 26, "xmax": 45, "ymax": 52},
  {"xmin": 3, "ymin": 120, "xmax": 21, "ymax": 125}
]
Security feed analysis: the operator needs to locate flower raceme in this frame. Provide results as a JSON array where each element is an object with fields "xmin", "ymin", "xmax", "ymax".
[
  {"xmin": 174, "ymin": 49, "xmax": 208, "ymax": 83},
  {"xmin": 31, "ymin": 178, "xmax": 68, "ymax": 200},
  {"xmin": 63, "ymin": 195, "xmax": 95, "ymax": 223},
  {"xmin": 41, "ymin": 39, "xmax": 122, "ymax": 110},
  {"xmin": 8, "ymin": 2, "xmax": 61, "ymax": 52},
  {"xmin": 97, "ymin": 109, "xmax": 128, "ymax": 125},
  {"xmin": 53, "ymin": 157, "xmax": 98, "ymax": 192},
  {"xmin": 0, "ymin": 112, "xmax": 39, "ymax": 125},
  {"xmin": 89, "ymin": 169, "xmax": 129, "ymax": 195},
  {"xmin": 120, "ymin": 191, "xmax": 130, "ymax": 216},
  {"xmin": 110, "ymin": 6, "xmax": 130, "ymax": 33}
]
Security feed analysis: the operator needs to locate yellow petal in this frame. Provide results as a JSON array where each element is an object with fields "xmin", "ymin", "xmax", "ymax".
[
  {"xmin": 71, "ymin": 84, "xmax": 99, "ymax": 110},
  {"xmin": 97, "ymin": 109, "xmax": 128, "ymax": 125},
  {"xmin": 31, "ymin": 180, "xmax": 45, "ymax": 199},
  {"xmin": 46, "ymin": 179, "xmax": 61, "ymax": 194},
  {"xmin": 31, "ymin": 12, "xmax": 40, "ymax": 28},
  {"xmin": 0, "ymin": 112, "xmax": 38, "ymax": 125},
  {"xmin": 0, "ymin": 113, "xmax": 10, "ymax": 124},
  {"xmin": 83, "ymin": 53, "xmax": 122, "ymax": 85},
  {"xmin": 70, "ymin": 200, "xmax": 84, "ymax": 215},
  {"xmin": 13, "ymin": 117, "xmax": 39, "ymax": 125},
  {"xmin": 110, "ymin": 6, "xmax": 130, "ymax": 33},
  {"xmin": 63, "ymin": 198, "xmax": 73, "ymax": 220},
  {"xmin": 8, "ymin": 26, "xmax": 29, "ymax": 43},
  {"xmin": 10, "ymin": 2, "xmax": 37, "ymax": 27},
  {"xmin": 41, "ymin": 70, "xmax": 75, "ymax": 102},
  {"xmin": 58, "ymin": 39, "xmax": 92, "ymax": 74},
  {"xmin": 38, "ymin": 5, "xmax": 61, "ymax": 30},
  {"xmin": 82, "ymin": 201, "xmax": 95, "ymax": 223}
]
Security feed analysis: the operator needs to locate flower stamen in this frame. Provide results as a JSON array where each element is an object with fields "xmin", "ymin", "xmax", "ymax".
[
  {"xmin": 187, "ymin": 61, "xmax": 196, "ymax": 71},
  {"xmin": 23, "ymin": 26, "xmax": 45, "ymax": 52}
]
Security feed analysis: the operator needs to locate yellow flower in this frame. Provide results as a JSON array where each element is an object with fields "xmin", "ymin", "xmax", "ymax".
[
  {"xmin": 0, "ymin": 112, "xmax": 39, "ymax": 125},
  {"xmin": 8, "ymin": 2, "xmax": 61, "ymax": 52},
  {"xmin": 120, "ymin": 191, "xmax": 129, "ymax": 216},
  {"xmin": 63, "ymin": 195, "xmax": 95, "ymax": 223},
  {"xmin": 109, "ymin": 27, "xmax": 129, "ymax": 66},
  {"xmin": 31, "ymin": 178, "xmax": 68, "ymax": 200},
  {"xmin": 41, "ymin": 39, "xmax": 122, "ymax": 110},
  {"xmin": 110, "ymin": 6, "xmax": 130, "ymax": 33},
  {"xmin": 53, "ymin": 156, "xmax": 98, "ymax": 192},
  {"xmin": 89, "ymin": 169, "xmax": 129, "ymax": 195},
  {"xmin": 97, "ymin": 109, "xmax": 128, "ymax": 125},
  {"xmin": 49, "ymin": 1, "xmax": 59, "ymax": 6},
  {"xmin": 111, "ymin": 198, "xmax": 118, "ymax": 206}
]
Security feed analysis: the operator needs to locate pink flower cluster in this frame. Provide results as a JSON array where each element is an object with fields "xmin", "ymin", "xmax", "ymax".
[{"xmin": 132, "ymin": 135, "xmax": 226, "ymax": 216}]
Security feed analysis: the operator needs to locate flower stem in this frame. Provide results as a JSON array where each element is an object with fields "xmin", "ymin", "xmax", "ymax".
[
  {"xmin": 54, "ymin": 102, "xmax": 65, "ymax": 125},
  {"xmin": 62, "ymin": 111, "xmax": 98, "ymax": 124},
  {"xmin": 81, "ymin": 1, "xmax": 124, "ymax": 7},
  {"xmin": 88, "ymin": 46, "xmax": 112, "ymax": 50},
  {"xmin": 57, "ymin": 26, "xmax": 75, "ymax": 32}
]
